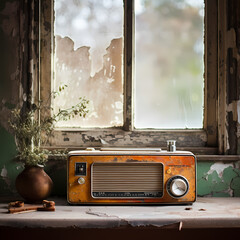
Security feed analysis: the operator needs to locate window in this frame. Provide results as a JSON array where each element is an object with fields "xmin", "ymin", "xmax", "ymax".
[
  {"xmin": 39, "ymin": 0, "xmax": 220, "ymax": 154},
  {"xmin": 135, "ymin": 0, "xmax": 204, "ymax": 129},
  {"xmin": 54, "ymin": 0, "xmax": 124, "ymax": 128}
]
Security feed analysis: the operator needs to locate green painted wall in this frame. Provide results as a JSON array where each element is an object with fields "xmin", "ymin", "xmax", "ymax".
[
  {"xmin": 197, "ymin": 162, "xmax": 240, "ymax": 197},
  {"xmin": 0, "ymin": 0, "xmax": 20, "ymax": 197},
  {"xmin": 0, "ymin": 0, "xmax": 240, "ymax": 199}
]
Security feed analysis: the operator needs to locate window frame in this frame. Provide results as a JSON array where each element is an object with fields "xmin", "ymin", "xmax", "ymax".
[{"xmin": 37, "ymin": 0, "xmax": 230, "ymax": 155}]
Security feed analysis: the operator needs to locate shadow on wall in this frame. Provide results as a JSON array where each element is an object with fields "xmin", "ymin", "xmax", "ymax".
[
  {"xmin": 0, "ymin": 124, "xmax": 67, "ymax": 197},
  {"xmin": 0, "ymin": 125, "xmax": 19, "ymax": 197}
]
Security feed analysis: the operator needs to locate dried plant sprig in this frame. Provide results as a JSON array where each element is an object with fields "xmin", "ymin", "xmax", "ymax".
[{"xmin": 9, "ymin": 87, "xmax": 89, "ymax": 166}]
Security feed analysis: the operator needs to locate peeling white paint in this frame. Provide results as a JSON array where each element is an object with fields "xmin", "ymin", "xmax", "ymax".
[
  {"xmin": 0, "ymin": 165, "xmax": 11, "ymax": 191},
  {"xmin": 12, "ymin": 27, "xmax": 17, "ymax": 37},
  {"xmin": 16, "ymin": 164, "xmax": 24, "ymax": 170},
  {"xmin": 207, "ymin": 162, "xmax": 233, "ymax": 178},
  {"xmin": 23, "ymin": 93, "xmax": 27, "ymax": 102},
  {"xmin": 85, "ymin": 208, "xmax": 182, "ymax": 228},
  {"xmin": 227, "ymin": 188, "xmax": 233, "ymax": 196},
  {"xmin": 29, "ymin": 59, "xmax": 34, "ymax": 74},
  {"xmin": 100, "ymin": 138, "xmax": 109, "ymax": 145},
  {"xmin": 226, "ymin": 134, "xmax": 230, "ymax": 151},
  {"xmin": 86, "ymin": 209, "xmax": 118, "ymax": 218},
  {"xmin": 0, "ymin": 165, "xmax": 8, "ymax": 178},
  {"xmin": 226, "ymin": 100, "xmax": 239, "ymax": 122},
  {"xmin": 107, "ymin": 78, "xmax": 115, "ymax": 83}
]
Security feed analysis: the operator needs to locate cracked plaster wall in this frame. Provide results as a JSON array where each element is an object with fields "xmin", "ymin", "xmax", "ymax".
[
  {"xmin": 197, "ymin": 161, "xmax": 240, "ymax": 197},
  {"xmin": 0, "ymin": 0, "xmax": 240, "ymax": 198}
]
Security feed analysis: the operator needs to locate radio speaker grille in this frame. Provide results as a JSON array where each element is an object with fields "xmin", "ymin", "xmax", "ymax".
[{"xmin": 91, "ymin": 163, "xmax": 163, "ymax": 198}]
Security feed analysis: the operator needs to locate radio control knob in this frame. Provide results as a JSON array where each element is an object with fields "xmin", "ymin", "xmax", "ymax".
[
  {"xmin": 167, "ymin": 176, "xmax": 189, "ymax": 198},
  {"xmin": 78, "ymin": 177, "xmax": 85, "ymax": 185},
  {"xmin": 167, "ymin": 140, "xmax": 176, "ymax": 152}
]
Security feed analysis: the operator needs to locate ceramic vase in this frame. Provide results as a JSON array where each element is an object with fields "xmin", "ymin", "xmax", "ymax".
[{"xmin": 15, "ymin": 165, "xmax": 53, "ymax": 203}]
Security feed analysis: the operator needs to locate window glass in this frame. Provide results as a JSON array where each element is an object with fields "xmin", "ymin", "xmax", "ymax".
[
  {"xmin": 54, "ymin": 0, "xmax": 123, "ymax": 128},
  {"xmin": 135, "ymin": 0, "xmax": 204, "ymax": 129}
]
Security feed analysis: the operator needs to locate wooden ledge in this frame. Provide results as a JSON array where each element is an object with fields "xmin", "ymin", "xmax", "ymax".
[
  {"xmin": 196, "ymin": 155, "xmax": 240, "ymax": 161},
  {"xmin": 1, "ymin": 197, "xmax": 240, "ymax": 229}
]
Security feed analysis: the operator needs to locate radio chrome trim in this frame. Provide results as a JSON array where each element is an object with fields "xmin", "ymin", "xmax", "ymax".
[
  {"xmin": 90, "ymin": 162, "xmax": 165, "ymax": 199},
  {"xmin": 68, "ymin": 150, "xmax": 195, "ymax": 157},
  {"xmin": 166, "ymin": 175, "xmax": 190, "ymax": 199}
]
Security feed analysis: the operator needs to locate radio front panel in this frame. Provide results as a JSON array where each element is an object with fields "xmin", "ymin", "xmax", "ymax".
[
  {"xmin": 91, "ymin": 162, "xmax": 164, "ymax": 198},
  {"xmin": 67, "ymin": 151, "xmax": 196, "ymax": 204}
]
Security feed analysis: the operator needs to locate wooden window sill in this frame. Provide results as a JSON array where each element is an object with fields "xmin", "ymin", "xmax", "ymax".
[{"xmin": 1, "ymin": 197, "xmax": 240, "ymax": 229}]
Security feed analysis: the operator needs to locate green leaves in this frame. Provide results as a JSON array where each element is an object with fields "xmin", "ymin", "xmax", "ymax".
[
  {"xmin": 55, "ymin": 97, "xmax": 89, "ymax": 121},
  {"xmin": 52, "ymin": 84, "xmax": 68, "ymax": 99},
  {"xmin": 9, "ymin": 88, "xmax": 89, "ymax": 167},
  {"xmin": 59, "ymin": 84, "xmax": 68, "ymax": 92}
]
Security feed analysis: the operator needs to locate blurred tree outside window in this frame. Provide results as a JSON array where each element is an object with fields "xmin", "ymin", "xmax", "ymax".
[{"xmin": 135, "ymin": 0, "xmax": 204, "ymax": 129}]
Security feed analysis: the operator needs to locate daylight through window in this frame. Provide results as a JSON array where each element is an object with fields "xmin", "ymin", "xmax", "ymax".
[
  {"xmin": 53, "ymin": 0, "xmax": 204, "ymax": 130},
  {"xmin": 54, "ymin": 0, "xmax": 123, "ymax": 128},
  {"xmin": 135, "ymin": 0, "xmax": 204, "ymax": 129}
]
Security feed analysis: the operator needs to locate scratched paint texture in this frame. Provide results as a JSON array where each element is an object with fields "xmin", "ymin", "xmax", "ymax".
[
  {"xmin": 197, "ymin": 162, "xmax": 240, "ymax": 197},
  {"xmin": 0, "ymin": 0, "xmax": 240, "ymax": 198}
]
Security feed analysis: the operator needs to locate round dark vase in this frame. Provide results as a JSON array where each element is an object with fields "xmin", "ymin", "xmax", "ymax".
[{"xmin": 15, "ymin": 165, "xmax": 53, "ymax": 203}]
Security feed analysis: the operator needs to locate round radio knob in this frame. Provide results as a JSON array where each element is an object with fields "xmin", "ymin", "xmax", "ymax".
[
  {"xmin": 167, "ymin": 176, "xmax": 189, "ymax": 198},
  {"xmin": 78, "ymin": 177, "xmax": 85, "ymax": 185}
]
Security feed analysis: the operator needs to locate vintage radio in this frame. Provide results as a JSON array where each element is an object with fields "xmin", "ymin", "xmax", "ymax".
[{"xmin": 67, "ymin": 145, "xmax": 196, "ymax": 204}]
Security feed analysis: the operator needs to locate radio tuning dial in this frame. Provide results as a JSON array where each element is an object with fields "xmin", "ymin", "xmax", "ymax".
[{"xmin": 167, "ymin": 176, "xmax": 189, "ymax": 198}]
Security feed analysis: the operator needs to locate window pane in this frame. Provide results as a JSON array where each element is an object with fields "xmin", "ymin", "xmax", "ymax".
[
  {"xmin": 135, "ymin": 0, "xmax": 204, "ymax": 129},
  {"xmin": 54, "ymin": 0, "xmax": 123, "ymax": 128}
]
